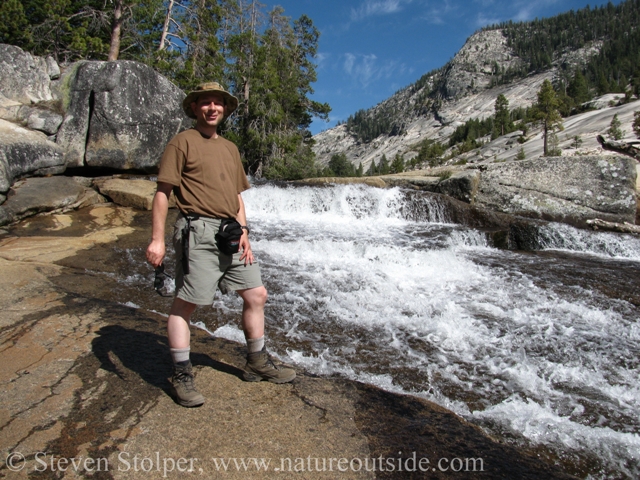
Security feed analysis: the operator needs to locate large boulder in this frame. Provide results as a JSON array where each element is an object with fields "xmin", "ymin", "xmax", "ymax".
[
  {"xmin": 93, "ymin": 177, "xmax": 176, "ymax": 210},
  {"xmin": 475, "ymin": 155, "xmax": 637, "ymax": 226},
  {"xmin": 0, "ymin": 176, "xmax": 105, "ymax": 226},
  {"xmin": 0, "ymin": 44, "xmax": 58, "ymax": 104},
  {"xmin": 56, "ymin": 61, "xmax": 190, "ymax": 171},
  {"xmin": 0, "ymin": 119, "xmax": 66, "ymax": 203}
]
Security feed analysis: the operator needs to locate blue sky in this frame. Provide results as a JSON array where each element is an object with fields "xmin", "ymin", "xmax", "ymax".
[{"xmin": 259, "ymin": 0, "xmax": 625, "ymax": 135}]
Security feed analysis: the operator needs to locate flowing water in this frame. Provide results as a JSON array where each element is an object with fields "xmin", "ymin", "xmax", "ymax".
[{"xmin": 138, "ymin": 183, "xmax": 639, "ymax": 478}]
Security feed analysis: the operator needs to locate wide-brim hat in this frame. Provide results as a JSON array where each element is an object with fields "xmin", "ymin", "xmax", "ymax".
[{"xmin": 182, "ymin": 82, "xmax": 238, "ymax": 119}]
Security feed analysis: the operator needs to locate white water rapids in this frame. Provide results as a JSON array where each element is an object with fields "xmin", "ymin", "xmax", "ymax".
[{"xmin": 201, "ymin": 183, "xmax": 639, "ymax": 478}]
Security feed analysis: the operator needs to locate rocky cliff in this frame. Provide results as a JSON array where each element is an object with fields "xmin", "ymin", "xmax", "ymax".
[{"xmin": 311, "ymin": 28, "xmax": 616, "ymax": 171}]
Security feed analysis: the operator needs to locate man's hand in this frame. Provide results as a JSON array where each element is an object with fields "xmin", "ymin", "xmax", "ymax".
[
  {"xmin": 146, "ymin": 239, "xmax": 166, "ymax": 268},
  {"xmin": 239, "ymin": 232, "xmax": 254, "ymax": 265},
  {"xmin": 236, "ymin": 193, "xmax": 254, "ymax": 265},
  {"xmin": 147, "ymin": 182, "xmax": 172, "ymax": 268}
]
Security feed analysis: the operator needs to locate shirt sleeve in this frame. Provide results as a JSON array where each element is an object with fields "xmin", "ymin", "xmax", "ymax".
[
  {"xmin": 157, "ymin": 142, "xmax": 186, "ymax": 187},
  {"xmin": 233, "ymin": 147, "xmax": 251, "ymax": 194}
]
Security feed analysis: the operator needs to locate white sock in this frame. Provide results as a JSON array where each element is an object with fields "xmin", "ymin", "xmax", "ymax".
[
  {"xmin": 246, "ymin": 336, "xmax": 265, "ymax": 353},
  {"xmin": 170, "ymin": 347, "xmax": 190, "ymax": 365}
]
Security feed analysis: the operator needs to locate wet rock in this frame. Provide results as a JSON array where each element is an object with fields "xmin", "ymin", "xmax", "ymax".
[
  {"xmin": 56, "ymin": 60, "xmax": 190, "ymax": 171},
  {"xmin": 0, "ymin": 176, "xmax": 104, "ymax": 226},
  {"xmin": 0, "ymin": 44, "xmax": 57, "ymax": 104},
  {"xmin": 434, "ymin": 169, "xmax": 480, "ymax": 202},
  {"xmin": 401, "ymin": 189, "xmax": 551, "ymax": 250},
  {"xmin": 0, "ymin": 119, "xmax": 66, "ymax": 201}
]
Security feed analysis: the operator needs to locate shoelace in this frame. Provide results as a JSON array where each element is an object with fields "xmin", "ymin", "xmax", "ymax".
[
  {"xmin": 175, "ymin": 372, "xmax": 196, "ymax": 391},
  {"xmin": 266, "ymin": 357, "xmax": 278, "ymax": 370}
]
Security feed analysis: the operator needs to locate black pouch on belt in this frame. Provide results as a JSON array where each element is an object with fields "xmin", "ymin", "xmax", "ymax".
[
  {"xmin": 181, "ymin": 216, "xmax": 192, "ymax": 274},
  {"xmin": 215, "ymin": 218, "xmax": 243, "ymax": 255}
]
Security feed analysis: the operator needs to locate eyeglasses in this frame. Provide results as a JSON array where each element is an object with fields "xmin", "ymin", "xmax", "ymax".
[{"xmin": 154, "ymin": 264, "xmax": 174, "ymax": 297}]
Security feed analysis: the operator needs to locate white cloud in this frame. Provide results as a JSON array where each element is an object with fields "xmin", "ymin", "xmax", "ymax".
[
  {"xmin": 512, "ymin": 0, "xmax": 559, "ymax": 22},
  {"xmin": 419, "ymin": 0, "xmax": 457, "ymax": 25},
  {"xmin": 342, "ymin": 53, "xmax": 406, "ymax": 88},
  {"xmin": 344, "ymin": 53, "xmax": 357, "ymax": 75},
  {"xmin": 350, "ymin": 0, "xmax": 406, "ymax": 21},
  {"xmin": 468, "ymin": 0, "xmax": 566, "ymax": 27}
]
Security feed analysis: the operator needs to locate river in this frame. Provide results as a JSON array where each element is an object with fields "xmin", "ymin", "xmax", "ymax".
[{"xmin": 134, "ymin": 182, "xmax": 639, "ymax": 478}]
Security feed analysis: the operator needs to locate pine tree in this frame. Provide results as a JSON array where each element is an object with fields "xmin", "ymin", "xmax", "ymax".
[
  {"xmin": 533, "ymin": 79, "xmax": 564, "ymax": 156},
  {"xmin": 20, "ymin": 0, "xmax": 112, "ymax": 62},
  {"xmin": 328, "ymin": 153, "xmax": 354, "ymax": 177},
  {"xmin": 390, "ymin": 154, "xmax": 404, "ymax": 174},
  {"xmin": 366, "ymin": 159, "xmax": 379, "ymax": 176},
  {"xmin": 571, "ymin": 135, "xmax": 583, "ymax": 149},
  {"xmin": 607, "ymin": 113, "xmax": 625, "ymax": 140},
  {"xmin": 493, "ymin": 94, "xmax": 512, "ymax": 137},
  {"xmin": 597, "ymin": 72, "xmax": 610, "ymax": 95},
  {"xmin": 219, "ymin": 4, "xmax": 329, "ymax": 179},
  {"xmin": 0, "ymin": 0, "xmax": 31, "ymax": 47},
  {"xmin": 168, "ymin": 0, "xmax": 226, "ymax": 88},
  {"xmin": 379, "ymin": 154, "xmax": 390, "ymax": 175},
  {"xmin": 567, "ymin": 69, "xmax": 591, "ymax": 106}
]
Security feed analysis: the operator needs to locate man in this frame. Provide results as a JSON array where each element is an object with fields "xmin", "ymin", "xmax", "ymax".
[{"xmin": 146, "ymin": 82, "xmax": 295, "ymax": 408}]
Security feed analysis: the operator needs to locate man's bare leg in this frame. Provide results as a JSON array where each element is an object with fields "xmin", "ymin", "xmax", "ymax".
[
  {"xmin": 168, "ymin": 297, "xmax": 197, "ymax": 348},
  {"xmin": 238, "ymin": 286, "xmax": 267, "ymax": 344},
  {"xmin": 238, "ymin": 286, "xmax": 295, "ymax": 383},
  {"xmin": 167, "ymin": 297, "xmax": 204, "ymax": 407}
]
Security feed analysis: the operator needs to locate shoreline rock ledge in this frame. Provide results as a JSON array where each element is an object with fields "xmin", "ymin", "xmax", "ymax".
[{"xmin": 307, "ymin": 155, "xmax": 638, "ymax": 228}]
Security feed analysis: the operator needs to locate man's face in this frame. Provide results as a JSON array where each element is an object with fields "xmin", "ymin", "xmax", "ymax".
[{"xmin": 192, "ymin": 93, "xmax": 226, "ymax": 128}]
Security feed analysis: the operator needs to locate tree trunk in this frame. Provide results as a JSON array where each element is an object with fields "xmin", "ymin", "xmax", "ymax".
[
  {"xmin": 587, "ymin": 218, "xmax": 640, "ymax": 234},
  {"xmin": 108, "ymin": 0, "xmax": 124, "ymax": 61},
  {"xmin": 243, "ymin": 76, "xmax": 250, "ymax": 116},
  {"xmin": 158, "ymin": 0, "xmax": 175, "ymax": 51},
  {"xmin": 596, "ymin": 135, "xmax": 640, "ymax": 160}
]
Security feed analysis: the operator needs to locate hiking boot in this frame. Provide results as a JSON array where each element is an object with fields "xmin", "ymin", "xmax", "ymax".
[
  {"xmin": 171, "ymin": 362, "xmax": 205, "ymax": 407},
  {"xmin": 243, "ymin": 348, "xmax": 296, "ymax": 384}
]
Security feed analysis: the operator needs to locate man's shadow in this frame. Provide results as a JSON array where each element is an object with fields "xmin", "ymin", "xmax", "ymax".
[{"xmin": 91, "ymin": 322, "xmax": 246, "ymax": 402}]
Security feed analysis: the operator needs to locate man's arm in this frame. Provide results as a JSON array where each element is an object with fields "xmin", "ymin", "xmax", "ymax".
[
  {"xmin": 236, "ymin": 193, "xmax": 254, "ymax": 265},
  {"xmin": 146, "ymin": 182, "xmax": 174, "ymax": 267}
]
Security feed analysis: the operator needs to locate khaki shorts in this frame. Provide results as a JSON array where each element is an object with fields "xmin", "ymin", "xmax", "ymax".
[{"xmin": 173, "ymin": 214, "xmax": 263, "ymax": 305}]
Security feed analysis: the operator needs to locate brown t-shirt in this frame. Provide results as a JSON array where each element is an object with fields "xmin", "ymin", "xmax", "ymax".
[{"xmin": 157, "ymin": 129, "xmax": 250, "ymax": 218}]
